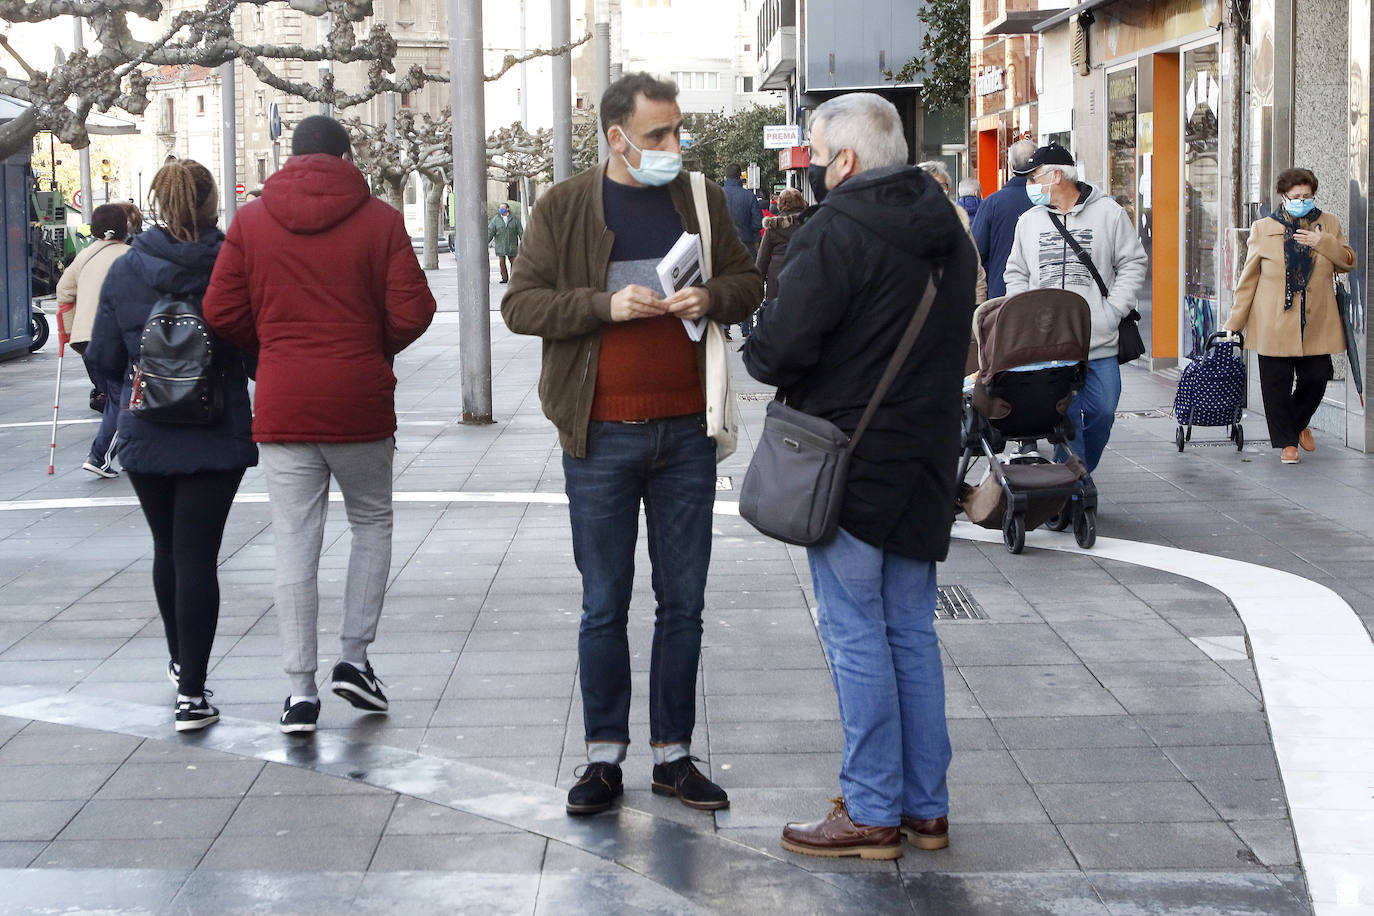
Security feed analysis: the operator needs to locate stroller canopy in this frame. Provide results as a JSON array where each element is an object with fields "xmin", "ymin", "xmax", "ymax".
[{"xmin": 972, "ymin": 290, "xmax": 1092, "ymax": 384}]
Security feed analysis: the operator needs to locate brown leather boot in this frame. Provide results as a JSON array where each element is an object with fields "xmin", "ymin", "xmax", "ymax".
[
  {"xmin": 780, "ymin": 797, "xmax": 902, "ymax": 860},
  {"xmin": 900, "ymin": 814, "xmax": 950, "ymax": 850}
]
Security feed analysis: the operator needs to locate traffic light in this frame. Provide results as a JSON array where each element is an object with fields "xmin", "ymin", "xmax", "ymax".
[{"xmin": 99, "ymin": 158, "xmax": 112, "ymax": 180}]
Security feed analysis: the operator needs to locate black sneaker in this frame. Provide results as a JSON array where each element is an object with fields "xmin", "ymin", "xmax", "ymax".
[
  {"xmin": 174, "ymin": 690, "xmax": 218, "ymax": 732},
  {"xmin": 82, "ymin": 459, "xmax": 118, "ymax": 479},
  {"xmin": 167, "ymin": 660, "xmax": 180, "ymax": 686},
  {"xmin": 279, "ymin": 698, "xmax": 321, "ymax": 734},
  {"xmin": 330, "ymin": 661, "xmax": 388, "ymax": 712},
  {"xmin": 566, "ymin": 762, "xmax": 623, "ymax": 815},
  {"xmin": 652, "ymin": 756, "xmax": 729, "ymax": 810}
]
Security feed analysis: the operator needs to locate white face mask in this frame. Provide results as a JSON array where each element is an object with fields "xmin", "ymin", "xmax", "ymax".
[{"xmin": 615, "ymin": 128, "xmax": 682, "ymax": 187}]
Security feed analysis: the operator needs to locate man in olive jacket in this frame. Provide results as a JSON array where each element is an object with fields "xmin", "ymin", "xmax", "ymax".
[
  {"xmin": 487, "ymin": 202, "xmax": 522, "ymax": 283},
  {"xmin": 502, "ymin": 72, "xmax": 760, "ymax": 818}
]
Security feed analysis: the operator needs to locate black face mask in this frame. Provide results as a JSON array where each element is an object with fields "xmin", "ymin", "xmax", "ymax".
[{"xmin": 807, "ymin": 150, "xmax": 842, "ymax": 204}]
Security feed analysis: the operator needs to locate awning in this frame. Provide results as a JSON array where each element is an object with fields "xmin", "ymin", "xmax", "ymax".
[
  {"xmin": 1033, "ymin": 0, "xmax": 1120, "ymax": 33},
  {"xmin": 985, "ymin": 7, "xmax": 1069, "ymax": 35},
  {"xmin": 0, "ymin": 95, "xmax": 139, "ymax": 134}
]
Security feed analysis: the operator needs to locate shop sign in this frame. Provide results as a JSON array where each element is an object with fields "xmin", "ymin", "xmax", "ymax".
[
  {"xmin": 976, "ymin": 67, "xmax": 1005, "ymax": 97},
  {"xmin": 763, "ymin": 125, "xmax": 803, "ymax": 149},
  {"xmin": 778, "ymin": 146, "xmax": 810, "ymax": 170}
]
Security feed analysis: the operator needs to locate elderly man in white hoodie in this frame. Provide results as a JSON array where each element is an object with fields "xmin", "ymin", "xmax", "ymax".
[{"xmin": 1003, "ymin": 143, "xmax": 1147, "ymax": 473}]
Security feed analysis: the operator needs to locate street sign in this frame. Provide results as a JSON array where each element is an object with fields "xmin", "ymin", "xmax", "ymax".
[
  {"xmin": 71, "ymin": 190, "xmax": 82, "ymax": 210},
  {"xmin": 268, "ymin": 102, "xmax": 282, "ymax": 141},
  {"xmin": 763, "ymin": 124, "xmax": 803, "ymax": 150},
  {"xmin": 235, "ymin": 183, "xmax": 246, "ymax": 196}
]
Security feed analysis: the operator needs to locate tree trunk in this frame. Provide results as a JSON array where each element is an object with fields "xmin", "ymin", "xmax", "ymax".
[
  {"xmin": 384, "ymin": 176, "xmax": 405, "ymax": 214},
  {"xmin": 421, "ymin": 173, "xmax": 442, "ymax": 271}
]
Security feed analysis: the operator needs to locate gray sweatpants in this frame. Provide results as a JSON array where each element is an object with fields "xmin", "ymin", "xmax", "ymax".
[{"xmin": 261, "ymin": 439, "xmax": 394, "ymax": 696}]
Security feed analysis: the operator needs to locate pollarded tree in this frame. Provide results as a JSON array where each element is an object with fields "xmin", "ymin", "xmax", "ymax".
[{"xmin": 0, "ymin": 0, "xmax": 444, "ymax": 160}]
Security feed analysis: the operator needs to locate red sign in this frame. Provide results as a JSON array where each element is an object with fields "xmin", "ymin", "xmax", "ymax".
[
  {"xmin": 778, "ymin": 146, "xmax": 811, "ymax": 171},
  {"xmin": 235, "ymin": 183, "xmax": 247, "ymax": 196},
  {"xmin": 71, "ymin": 190, "xmax": 83, "ymax": 210}
]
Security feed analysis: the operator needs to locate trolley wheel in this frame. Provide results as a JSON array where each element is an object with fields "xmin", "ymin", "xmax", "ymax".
[
  {"xmin": 1233, "ymin": 424, "xmax": 1244, "ymax": 451},
  {"xmin": 1003, "ymin": 512, "xmax": 1026, "ymax": 555},
  {"xmin": 1046, "ymin": 502, "xmax": 1072, "ymax": 531},
  {"xmin": 1073, "ymin": 507, "xmax": 1097, "ymax": 550},
  {"xmin": 28, "ymin": 312, "xmax": 49, "ymax": 352},
  {"xmin": 1175, "ymin": 426, "xmax": 1186, "ymax": 452}
]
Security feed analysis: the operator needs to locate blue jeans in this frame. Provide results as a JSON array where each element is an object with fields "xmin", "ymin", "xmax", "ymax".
[
  {"xmin": 83, "ymin": 354, "xmax": 120, "ymax": 467},
  {"xmin": 1063, "ymin": 356, "xmax": 1122, "ymax": 473},
  {"xmin": 563, "ymin": 414, "xmax": 716, "ymax": 755},
  {"xmin": 807, "ymin": 528, "xmax": 951, "ymax": 827}
]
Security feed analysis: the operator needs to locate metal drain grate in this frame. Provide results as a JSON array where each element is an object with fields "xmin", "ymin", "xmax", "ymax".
[
  {"xmin": 935, "ymin": 585, "xmax": 987, "ymax": 620},
  {"xmin": 737, "ymin": 391, "xmax": 774, "ymax": 402}
]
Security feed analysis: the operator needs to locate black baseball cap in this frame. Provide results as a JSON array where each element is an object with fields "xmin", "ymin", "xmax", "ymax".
[{"xmin": 1025, "ymin": 143, "xmax": 1075, "ymax": 172}]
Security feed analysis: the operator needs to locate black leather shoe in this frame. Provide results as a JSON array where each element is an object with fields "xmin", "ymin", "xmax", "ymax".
[
  {"xmin": 566, "ymin": 762, "xmax": 623, "ymax": 815},
  {"xmin": 651, "ymin": 756, "xmax": 729, "ymax": 810}
]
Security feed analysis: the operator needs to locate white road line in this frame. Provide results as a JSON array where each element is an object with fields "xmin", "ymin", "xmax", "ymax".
[{"xmin": 1, "ymin": 490, "xmax": 1370, "ymax": 911}]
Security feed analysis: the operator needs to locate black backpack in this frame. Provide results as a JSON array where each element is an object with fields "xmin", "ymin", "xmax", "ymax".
[{"xmin": 128, "ymin": 296, "xmax": 224, "ymax": 425}]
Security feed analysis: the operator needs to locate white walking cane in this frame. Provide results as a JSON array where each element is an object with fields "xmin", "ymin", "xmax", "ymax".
[{"xmin": 47, "ymin": 303, "xmax": 74, "ymax": 475}]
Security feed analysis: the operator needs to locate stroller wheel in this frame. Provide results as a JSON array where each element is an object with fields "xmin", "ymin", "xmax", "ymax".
[
  {"xmin": 1003, "ymin": 513, "xmax": 1026, "ymax": 554},
  {"xmin": 1046, "ymin": 502, "xmax": 1072, "ymax": 531},
  {"xmin": 1233, "ymin": 425, "xmax": 1244, "ymax": 451},
  {"xmin": 1175, "ymin": 427, "xmax": 1186, "ymax": 452},
  {"xmin": 1074, "ymin": 508, "xmax": 1097, "ymax": 549}
]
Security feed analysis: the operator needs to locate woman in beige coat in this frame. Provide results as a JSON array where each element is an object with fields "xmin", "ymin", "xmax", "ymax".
[
  {"xmin": 55, "ymin": 203, "xmax": 138, "ymax": 477},
  {"xmin": 1226, "ymin": 168, "xmax": 1356, "ymax": 464}
]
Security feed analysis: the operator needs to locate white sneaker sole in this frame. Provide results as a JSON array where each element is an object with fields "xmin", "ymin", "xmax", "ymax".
[
  {"xmin": 82, "ymin": 462, "xmax": 118, "ymax": 479},
  {"xmin": 175, "ymin": 713, "xmax": 218, "ymax": 732},
  {"xmin": 279, "ymin": 720, "xmax": 318, "ymax": 734},
  {"xmin": 331, "ymin": 681, "xmax": 388, "ymax": 712}
]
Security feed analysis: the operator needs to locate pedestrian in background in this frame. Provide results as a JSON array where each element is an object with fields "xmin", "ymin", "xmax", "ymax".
[
  {"xmin": 723, "ymin": 162, "xmax": 765, "ymax": 338},
  {"xmin": 756, "ymin": 188, "xmax": 806, "ymax": 308},
  {"xmin": 1225, "ymin": 167, "xmax": 1356, "ymax": 464},
  {"xmin": 1003, "ymin": 143, "xmax": 1148, "ymax": 474},
  {"xmin": 744, "ymin": 92, "xmax": 976, "ymax": 862},
  {"xmin": 488, "ymin": 202, "xmax": 523, "ymax": 284},
  {"xmin": 56, "ymin": 203, "xmax": 134, "ymax": 479},
  {"xmin": 86, "ymin": 160, "xmax": 257, "ymax": 733},
  {"xmin": 203, "ymin": 115, "xmax": 436, "ymax": 734},
  {"xmin": 502, "ymin": 72, "xmax": 760, "ymax": 818},
  {"xmin": 956, "ymin": 177, "xmax": 982, "ymax": 222},
  {"xmin": 972, "ymin": 139, "xmax": 1038, "ymax": 299},
  {"xmin": 919, "ymin": 161, "xmax": 987, "ymax": 303}
]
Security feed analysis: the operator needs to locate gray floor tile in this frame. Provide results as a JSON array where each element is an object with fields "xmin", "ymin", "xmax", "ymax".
[
  {"xmin": 1012, "ymin": 746, "xmax": 1184, "ymax": 784},
  {"xmin": 1162, "ymin": 744, "xmax": 1282, "ymax": 781},
  {"xmin": 902, "ymin": 871, "xmax": 1111, "ymax": 915},
  {"xmin": 1086, "ymin": 870, "xmax": 1312, "ymax": 915},
  {"xmin": 992, "ymin": 715, "xmax": 1152, "ymax": 749},
  {"xmin": 220, "ymin": 794, "xmax": 396, "ymax": 837},
  {"xmin": 0, "ymin": 798, "xmax": 83, "ymax": 841},
  {"xmin": 200, "ymin": 833, "xmax": 381, "ymax": 870},
  {"xmin": 1059, "ymin": 822, "xmax": 1255, "ymax": 870},
  {"xmin": 0, "ymin": 842, "xmax": 43, "ymax": 866},
  {"xmin": 34, "ymin": 838, "xmax": 213, "ymax": 869},
  {"xmin": 165, "ymin": 871, "xmax": 367, "ymax": 916},
  {"xmin": 0, "ymin": 763, "xmax": 119, "ymax": 800},
  {"xmin": 368, "ymin": 832, "xmax": 546, "ymax": 872},
  {"xmin": 383, "ymin": 798, "xmax": 514, "ymax": 836},
  {"xmin": 1034, "ymin": 781, "xmax": 1217, "ymax": 824},
  {"xmin": 58, "ymin": 797, "xmax": 242, "ymax": 840},
  {"xmin": 95, "ymin": 760, "xmax": 265, "ymax": 800}
]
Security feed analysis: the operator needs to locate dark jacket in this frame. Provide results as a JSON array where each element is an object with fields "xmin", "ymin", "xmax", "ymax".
[
  {"xmin": 86, "ymin": 226, "xmax": 257, "ymax": 475},
  {"xmin": 501, "ymin": 164, "xmax": 761, "ymax": 457},
  {"xmin": 723, "ymin": 178, "xmax": 764, "ymax": 249},
  {"xmin": 756, "ymin": 212, "xmax": 804, "ymax": 300},
  {"xmin": 970, "ymin": 175, "xmax": 1033, "ymax": 299},
  {"xmin": 742, "ymin": 166, "xmax": 977, "ymax": 561},
  {"xmin": 202, "ymin": 154, "xmax": 436, "ymax": 444}
]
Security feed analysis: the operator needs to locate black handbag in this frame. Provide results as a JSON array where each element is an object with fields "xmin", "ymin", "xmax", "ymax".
[
  {"xmin": 1047, "ymin": 213, "xmax": 1144, "ymax": 364},
  {"xmin": 738, "ymin": 274, "xmax": 940, "ymax": 546}
]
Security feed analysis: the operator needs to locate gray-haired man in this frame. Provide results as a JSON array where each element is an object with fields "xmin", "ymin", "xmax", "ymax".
[{"xmin": 971, "ymin": 138, "xmax": 1038, "ymax": 298}]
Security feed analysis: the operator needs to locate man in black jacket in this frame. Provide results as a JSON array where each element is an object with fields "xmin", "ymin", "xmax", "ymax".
[{"xmin": 742, "ymin": 92, "xmax": 976, "ymax": 861}]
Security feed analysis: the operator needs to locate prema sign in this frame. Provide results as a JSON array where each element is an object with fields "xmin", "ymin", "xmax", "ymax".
[{"xmin": 763, "ymin": 124, "xmax": 803, "ymax": 150}]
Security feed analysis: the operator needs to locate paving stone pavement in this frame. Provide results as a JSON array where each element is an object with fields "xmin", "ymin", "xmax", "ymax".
[{"xmin": 3, "ymin": 276, "xmax": 1373, "ymax": 912}]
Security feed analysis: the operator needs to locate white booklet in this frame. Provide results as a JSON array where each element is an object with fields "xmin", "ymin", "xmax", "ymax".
[{"xmin": 656, "ymin": 231, "xmax": 708, "ymax": 341}]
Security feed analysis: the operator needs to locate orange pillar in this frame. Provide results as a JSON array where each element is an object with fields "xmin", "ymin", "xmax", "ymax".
[
  {"xmin": 978, "ymin": 129, "xmax": 1001, "ymax": 193},
  {"xmin": 1151, "ymin": 52, "xmax": 1181, "ymax": 362}
]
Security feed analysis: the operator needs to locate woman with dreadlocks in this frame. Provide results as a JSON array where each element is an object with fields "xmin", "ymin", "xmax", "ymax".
[
  {"xmin": 87, "ymin": 160, "xmax": 257, "ymax": 731},
  {"xmin": 1225, "ymin": 167, "xmax": 1356, "ymax": 464}
]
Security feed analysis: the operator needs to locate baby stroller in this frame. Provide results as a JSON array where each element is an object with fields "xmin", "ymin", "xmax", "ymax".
[
  {"xmin": 1174, "ymin": 331, "xmax": 1246, "ymax": 451},
  {"xmin": 956, "ymin": 290, "xmax": 1099, "ymax": 554}
]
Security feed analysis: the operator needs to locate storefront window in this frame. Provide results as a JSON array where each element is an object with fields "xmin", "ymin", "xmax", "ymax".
[
  {"xmin": 1107, "ymin": 69, "xmax": 1138, "ymax": 224},
  {"xmin": 1183, "ymin": 44, "xmax": 1221, "ymax": 358}
]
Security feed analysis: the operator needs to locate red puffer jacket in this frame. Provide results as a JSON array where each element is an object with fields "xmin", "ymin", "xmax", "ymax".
[{"xmin": 203, "ymin": 154, "xmax": 436, "ymax": 443}]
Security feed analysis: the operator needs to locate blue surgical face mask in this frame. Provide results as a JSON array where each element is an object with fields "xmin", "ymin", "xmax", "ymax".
[
  {"xmin": 1284, "ymin": 197, "xmax": 1316, "ymax": 218},
  {"xmin": 1026, "ymin": 183, "xmax": 1051, "ymax": 207},
  {"xmin": 617, "ymin": 130, "xmax": 682, "ymax": 187}
]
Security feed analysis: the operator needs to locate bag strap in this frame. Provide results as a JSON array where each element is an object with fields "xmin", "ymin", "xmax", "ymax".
[
  {"xmin": 689, "ymin": 172, "xmax": 713, "ymax": 279},
  {"xmin": 848, "ymin": 271, "xmax": 941, "ymax": 454},
  {"xmin": 1047, "ymin": 211, "xmax": 1109, "ymax": 298}
]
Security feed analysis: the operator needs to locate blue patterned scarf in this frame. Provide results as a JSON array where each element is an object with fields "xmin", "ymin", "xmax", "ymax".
[{"xmin": 1272, "ymin": 207, "xmax": 1322, "ymax": 328}]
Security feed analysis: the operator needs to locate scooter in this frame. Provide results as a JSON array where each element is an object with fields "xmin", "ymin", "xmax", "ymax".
[{"xmin": 29, "ymin": 302, "xmax": 50, "ymax": 352}]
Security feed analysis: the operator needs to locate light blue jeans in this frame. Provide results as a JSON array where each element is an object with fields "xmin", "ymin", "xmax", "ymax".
[
  {"xmin": 1063, "ymin": 356, "xmax": 1123, "ymax": 473},
  {"xmin": 807, "ymin": 528, "xmax": 951, "ymax": 827}
]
